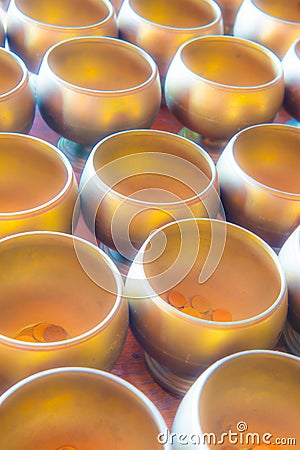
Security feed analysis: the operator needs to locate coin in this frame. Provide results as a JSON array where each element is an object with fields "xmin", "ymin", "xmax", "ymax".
[
  {"xmin": 212, "ymin": 309, "xmax": 232, "ymax": 322},
  {"xmin": 32, "ymin": 323, "xmax": 52, "ymax": 342},
  {"xmin": 43, "ymin": 324, "xmax": 69, "ymax": 342},
  {"xmin": 191, "ymin": 295, "xmax": 211, "ymax": 313},
  {"xmin": 181, "ymin": 306, "xmax": 202, "ymax": 318},
  {"xmin": 167, "ymin": 291, "xmax": 187, "ymax": 308}
]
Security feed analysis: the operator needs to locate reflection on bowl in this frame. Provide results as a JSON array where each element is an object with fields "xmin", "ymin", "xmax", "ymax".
[
  {"xmin": 125, "ymin": 218, "xmax": 288, "ymax": 394},
  {"xmin": 171, "ymin": 350, "xmax": 299, "ymax": 449},
  {"xmin": 0, "ymin": 367, "xmax": 171, "ymax": 449},
  {"xmin": 282, "ymin": 38, "xmax": 300, "ymax": 122},
  {"xmin": 217, "ymin": 123, "xmax": 300, "ymax": 249},
  {"xmin": 0, "ymin": 48, "xmax": 35, "ymax": 133},
  {"xmin": 0, "ymin": 231, "xmax": 128, "ymax": 391}
]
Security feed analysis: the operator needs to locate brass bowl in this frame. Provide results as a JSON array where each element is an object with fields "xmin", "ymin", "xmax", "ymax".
[
  {"xmin": 118, "ymin": 0, "xmax": 223, "ymax": 82},
  {"xmin": 0, "ymin": 231, "xmax": 128, "ymax": 392},
  {"xmin": 165, "ymin": 35, "xmax": 284, "ymax": 144},
  {"xmin": 0, "ymin": 48, "xmax": 35, "ymax": 133},
  {"xmin": 0, "ymin": 367, "xmax": 171, "ymax": 449},
  {"xmin": 0, "ymin": 133, "xmax": 78, "ymax": 238},
  {"xmin": 171, "ymin": 350, "xmax": 299, "ymax": 449},
  {"xmin": 6, "ymin": 0, "xmax": 117, "ymax": 73},
  {"xmin": 110, "ymin": 0, "xmax": 123, "ymax": 14},
  {"xmin": 125, "ymin": 218, "xmax": 288, "ymax": 394},
  {"xmin": 37, "ymin": 36, "xmax": 161, "ymax": 170},
  {"xmin": 233, "ymin": 0, "xmax": 300, "ymax": 59},
  {"xmin": 282, "ymin": 38, "xmax": 300, "ymax": 122},
  {"xmin": 79, "ymin": 129, "xmax": 220, "ymax": 266},
  {"xmin": 0, "ymin": 14, "xmax": 4, "ymax": 46},
  {"xmin": 217, "ymin": 123, "xmax": 300, "ymax": 249},
  {"xmin": 279, "ymin": 226, "xmax": 300, "ymax": 355}
]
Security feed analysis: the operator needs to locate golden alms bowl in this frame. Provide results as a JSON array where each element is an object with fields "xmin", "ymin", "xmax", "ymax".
[
  {"xmin": 0, "ymin": 367, "xmax": 171, "ymax": 449},
  {"xmin": 0, "ymin": 133, "xmax": 78, "ymax": 238},
  {"xmin": 125, "ymin": 218, "xmax": 288, "ymax": 394},
  {"xmin": 165, "ymin": 35, "xmax": 284, "ymax": 145},
  {"xmin": 0, "ymin": 48, "xmax": 35, "ymax": 133},
  {"xmin": 279, "ymin": 226, "xmax": 300, "ymax": 355},
  {"xmin": 79, "ymin": 129, "xmax": 220, "ymax": 265},
  {"xmin": 117, "ymin": 0, "xmax": 223, "ymax": 82},
  {"xmin": 282, "ymin": 38, "xmax": 300, "ymax": 122},
  {"xmin": 233, "ymin": 0, "xmax": 300, "ymax": 59},
  {"xmin": 0, "ymin": 14, "xmax": 4, "ymax": 46},
  {"xmin": 217, "ymin": 123, "xmax": 300, "ymax": 249},
  {"xmin": 37, "ymin": 36, "xmax": 161, "ymax": 170},
  {"xmin": 171, "ymin": 350, "xmax": 299, "ymax": 449},
  {"xmin": 6, "ymin": 0, "xmax": 117, "ymax": 73},
  {"xmin": 215, "ymin": 0, "xmax": 243, "ymax": 34},
  {"xmin": 0, "ymin": 231, "xmax": 128, "ymax": 392}
]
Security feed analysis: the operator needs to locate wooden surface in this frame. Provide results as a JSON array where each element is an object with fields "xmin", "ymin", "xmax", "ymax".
[{"xmin": 30, "ymin": 103, "xmax": 291, "ymax": 432}]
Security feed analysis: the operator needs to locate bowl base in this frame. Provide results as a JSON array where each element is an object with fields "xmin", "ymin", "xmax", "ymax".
[
  {"xmin": 283, "ymin": 322, "xmax": 300, "ymax": 356},
  {"xmin": 58, "ymin": 137, "xmax": 92, "ymax": 174},
  {"xmin": 179, "ymin": 127, "xmax": 226, "ymax": 155},
  {"xmin": 144, "ymin": 353, "xmax": 202, "ymax": 396},
  {"xmin": 98, "ymin": 242, "xmax": 132, "ymax": 279}
]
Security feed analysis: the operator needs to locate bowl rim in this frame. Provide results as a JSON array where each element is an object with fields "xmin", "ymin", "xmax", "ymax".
[
  {"xmin": 182, "ymin": 349, "xmax": 300, "ymax": 434},
  {"xmin": 119, "ymin": 0, "xmax": 223, "ymax": 33},
  {"xmin": 10, "ymin": 0, "xmax": 115, "ymax": 31},
  {"xmin": 0, "ymin": 231, "xmax": 125, "ymax": 349},
  {"xmin": 0, "ymin": 365, "xmax": 171, "ymax": 447},
  {"xmin": 0, "ymin": 133, "xmax": 76, "ymax": 218},
  {"xmin": 227, "ymin": 123, "xmax": 300, "ymax": 199},
  {"xmin": 127, "ymin": 218, "xmax": 287, "ymax": 327},
  {"xmin": 40, "ymin": 36, "xmax": 160, "ymax": 95},
  {"xmin": 174, "ymin": 34, "xmax": 283, "ymax": 91},
  {"xmin": 0, "ymin": 48, "xmax": 30, "ymax": 99},
  {"xmin": 81, "ymin": 128, "xmax": 218, "ymax": 208},
  {"xmin": 248, "ymin": 0, "xmax": 300, "ymax": 26}
]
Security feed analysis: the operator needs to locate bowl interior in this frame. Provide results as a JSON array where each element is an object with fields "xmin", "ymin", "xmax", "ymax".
[
  {"xmin": 0, "ymin": 51, "xmax": 23, "ymax": 95},
  {"xmin": 0, "ymin": 370, "xmax": 163, "ymax": 449},
  {"xmin": 252, "ymin": 0, "xmax": 300, "ymax": 23},
  {"xmin": 198, "ymin": 352, "xmax": 299, "ymax": 448},
  {"xmin": 129, "ymin": 0, "xmax": 219, "ymax": 28},
  {"xmin": 181, "ymin": 37, "xmax": 279, "ymax": 87},
  {"xmin": 143, "ymin": 220, "xmax": 282, "ymax": 321},
  {"xmin": 15, "ymin": 0, "xmax": 111, "ymax": 27},
  {"xmin": 233, "ymin": 126, "xmax": 300, "ymax": 195},
  {"xmin": 93, "ymin": 131, "xmax": 214, "ymax": 203},
  {"xmin": 0, "ymin": 136, "xmax": 70, "ymax": 214},
  {"xmin": 0, "ymin": 234, "xmax": 119, "ymax": 340},
  {"xmin": 48, "ymin": 39, "xmax": 153, "ymax": 90}
]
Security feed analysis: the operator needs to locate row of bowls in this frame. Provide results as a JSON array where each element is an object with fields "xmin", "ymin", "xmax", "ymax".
[{"xmin": 0, "ymin": 350, "xmax": 299, "ymax": 449}]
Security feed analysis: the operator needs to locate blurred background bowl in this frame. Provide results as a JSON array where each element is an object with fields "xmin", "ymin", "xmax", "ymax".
[
  {"xmin": 171, "ymin": 350, "xmax": 299, "ymax": 449},
  {"xmin": 125, "ymin": 218, "xmax": 287, "ymax": 394},
  {"xmin": 233, "ymin": 0, "xmax": 300, "ymax": 59},
  {"xmin": 279, "ymin": 226, "xmax": 300, "ymax": 356},
  {"xmin": 0, "ymin": 367, "xmax": 171, "ymax": 449},
  {"xmin": 6, "ymin": 0, "xmax": 117, "ymax": 73},
  {"xmin": 217, "ymin": 123, "xmax": 300, "ymax": 249},
  {"xmin": 215, "ymin": 0, "xmax": 243, "ymax": 34},
  {"xmin": 118, "ymin": 0, "xmax": 223, "ymax": 87},
  {"xmin": 165, "ymin": 35, "xmax": 284, "ymax": 149},
  {"xmin": 0, "ymin": 133, "xmax": 78, "ymax": 238},
  {"xmin": 0, "ymin": 48, "xmax": 35, "ymax": 133},
  {"xmin": 0, "ymin": 231, "xmax": 128, "ymax": 391},
  {"xmin": 282, "ymin": 38, "xmax": 300, "ymax": 123}
]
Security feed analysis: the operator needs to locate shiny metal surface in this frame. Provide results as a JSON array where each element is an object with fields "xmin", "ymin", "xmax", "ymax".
[
  {"xmin": 6, "ymin": 0, "xmax": 117, "ymax": 72},
  {"xmin": 165, "ymin": 35, "xmax": 284, "ymax": 141},
  {"xmin": 0, "ymin": 232, "xmax": 128, "ymax": 391},
  {"xmin": 37, "ymin": 36, "xmax": 161, "ymax": 146},
  {"xmin": 217, "ymin": 123, "xmax": 300, "ymax": 249},
  {"xmin": 233, "ymin": 0, "xmax": 300, "ymax": 59}
]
